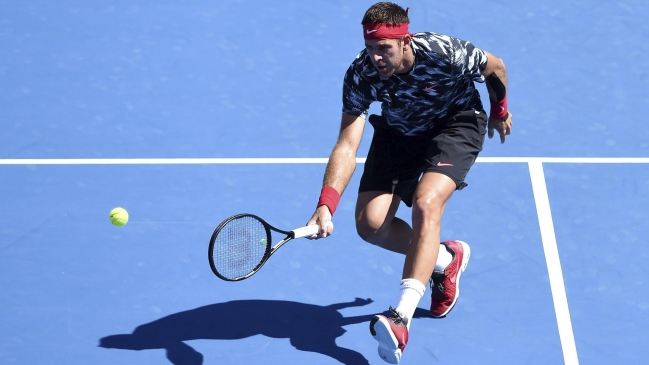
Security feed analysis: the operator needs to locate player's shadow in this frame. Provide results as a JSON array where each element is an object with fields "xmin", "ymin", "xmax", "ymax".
[{"xmin": 99, "ymin": 297, "xmax": 430, "ymax": 365}]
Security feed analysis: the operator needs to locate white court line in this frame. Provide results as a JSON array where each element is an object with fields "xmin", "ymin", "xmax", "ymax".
[
  {"xmin": 0, "ymin": 157, "xmax": 648, "ymax": 164},
  {"xmin": 529, "ymin": 161, "xmax": 579, "ymax": 365},
  {"xmin": 0, "ymin": 158, "xmax": 332, "ymax": 165}
]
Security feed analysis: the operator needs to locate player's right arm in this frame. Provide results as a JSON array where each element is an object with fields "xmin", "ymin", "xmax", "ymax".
[{"xmin": 308, "ymin": 113, "xmax": 366, "ymax": 238}]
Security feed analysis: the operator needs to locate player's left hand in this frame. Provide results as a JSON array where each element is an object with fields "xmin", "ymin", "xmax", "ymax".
[{"xmin": 488, "ymin": 112, "xmax": 512, "ymax": 144}]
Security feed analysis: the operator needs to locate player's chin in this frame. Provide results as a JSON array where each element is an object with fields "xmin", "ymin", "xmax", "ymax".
[{"xmin": 374, "ymin": 65, "xmax": 391, "ymax": 77}]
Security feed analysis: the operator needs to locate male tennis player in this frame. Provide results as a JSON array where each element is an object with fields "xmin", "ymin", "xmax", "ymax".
[{"xmin": 307, "ymin": 2, "xmax": 512, "ymax": 363}]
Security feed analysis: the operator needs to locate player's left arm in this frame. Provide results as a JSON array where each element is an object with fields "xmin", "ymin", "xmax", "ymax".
[{"xmin": 482, "ymin": 51, "xmax": 512, "ymax": 144}]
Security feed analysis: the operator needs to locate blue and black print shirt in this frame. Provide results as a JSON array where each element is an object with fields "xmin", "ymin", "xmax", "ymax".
[{"xmin": 342, "ymin": 32, "xmax": 488, "ymax": 136}]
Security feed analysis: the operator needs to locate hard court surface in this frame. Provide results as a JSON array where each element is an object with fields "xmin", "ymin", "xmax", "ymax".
[{"xmin": 1, "ymin": 1, "xmax": 648, "ymax": 364}]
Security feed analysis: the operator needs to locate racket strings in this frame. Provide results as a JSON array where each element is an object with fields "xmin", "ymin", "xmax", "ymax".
[{"xmin": 212, "ymin": 216, "xmax": 269, "ymax": 280}]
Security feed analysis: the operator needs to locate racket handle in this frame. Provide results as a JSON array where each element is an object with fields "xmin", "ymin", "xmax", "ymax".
[{"xmin": 292, "ymin": 222, "xmax": 333, "ymax": 239}]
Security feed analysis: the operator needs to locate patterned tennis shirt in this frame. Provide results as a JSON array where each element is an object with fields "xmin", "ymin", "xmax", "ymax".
[{"xmin": 342, "ymin": 32, "xmax": 488, "ymax": 136}]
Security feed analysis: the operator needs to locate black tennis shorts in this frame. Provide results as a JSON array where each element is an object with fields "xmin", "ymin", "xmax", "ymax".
[{"xmin": 359, "ymin": 110, "xmax": 487, "ymax": 207}]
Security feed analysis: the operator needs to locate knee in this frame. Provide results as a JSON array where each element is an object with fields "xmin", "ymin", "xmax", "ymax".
[
  {"xmin": 355, "ymin": 216, "xmax": 386, "ymax": 245},
  {"xmin": 412, "ymin": 195, "xmax": 444, "ymax": 226}
]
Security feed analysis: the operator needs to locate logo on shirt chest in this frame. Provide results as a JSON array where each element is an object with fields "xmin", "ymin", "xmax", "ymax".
[{"xmin": 424, "ymin": 84, "xmax": 437, "ymax": 91}]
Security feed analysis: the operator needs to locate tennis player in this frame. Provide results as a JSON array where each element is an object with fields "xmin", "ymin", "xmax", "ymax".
[{"xmin": 307, "ymin": 2, "xmax": 512, "ymax": 363}]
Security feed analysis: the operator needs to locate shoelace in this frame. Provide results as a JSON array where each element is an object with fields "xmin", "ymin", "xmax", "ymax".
[
  {"xmin": 429, "ymin": 273, "xmax": 446, "ymax": 298},
  {"xmin": 388, "ymin": 307, "xmax": 407, "ymax": 325},
  {"xmin": 430, "ymin": 272, "xmax": 446, "ymax": 294}
]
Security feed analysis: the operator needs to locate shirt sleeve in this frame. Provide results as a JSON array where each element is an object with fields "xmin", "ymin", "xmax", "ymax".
[
  {"xmin": 341, "ymin": 57, "xmax": 374, "ymax": 119},
  {"xmin": 449, "ymin": 38, "xmax": 488, "ymax": 83}
]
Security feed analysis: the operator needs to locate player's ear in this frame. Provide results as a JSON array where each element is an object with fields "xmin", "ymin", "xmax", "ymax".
[{"xmin": 402, "ymin": 34, "xmax": 412, "ymax": 50}]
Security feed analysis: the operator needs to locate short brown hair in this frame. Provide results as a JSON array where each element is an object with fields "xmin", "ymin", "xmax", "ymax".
[{"xmin": 361, "ymin": 2, "xmax": 410, "ymax": 25}]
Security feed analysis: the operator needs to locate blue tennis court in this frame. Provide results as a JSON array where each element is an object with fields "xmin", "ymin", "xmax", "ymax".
[{"xmin": 2, "ymin": 1, "xmax": 649, "ymax": 364}]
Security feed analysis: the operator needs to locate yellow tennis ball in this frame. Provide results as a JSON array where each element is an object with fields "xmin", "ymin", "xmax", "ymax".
[{"xmin": 109, "ymin": 207, "xmax": 129, "ymax": 227}]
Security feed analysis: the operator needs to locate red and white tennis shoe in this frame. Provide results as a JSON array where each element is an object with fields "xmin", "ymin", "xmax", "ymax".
[
  {"xmin": 430, "ymin": 240, "xmax": 471, "ymax": 318},
  {"xmin": 370, "ymin": 307, "xmax": 409, "ymax": 364}
]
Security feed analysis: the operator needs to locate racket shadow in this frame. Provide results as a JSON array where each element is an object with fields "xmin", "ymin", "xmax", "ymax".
[{"xmin": 99, "ymin": 297, "xmax": 408, "ymax": 365}]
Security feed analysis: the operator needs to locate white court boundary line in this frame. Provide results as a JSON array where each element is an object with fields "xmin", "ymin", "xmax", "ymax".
[
  {"xmin": 1, "ymin": 157, "xmax": 649, "ymax": 164},
  {"xmin": 528, "ymin": 162, "xmax": 579, "ymax": 365},
  {"xmin": 3, "ymin": 156, "xmax": 647, "ymax": 365}
]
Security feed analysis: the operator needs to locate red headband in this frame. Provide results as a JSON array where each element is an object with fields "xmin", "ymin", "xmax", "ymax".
[
  {"xmin": 363, "ymin": 7, "xmax": 410, "ymax": 39},
  {"xmin": 363, "ymin": 23, "xmax": 409, "ymax": 39}
]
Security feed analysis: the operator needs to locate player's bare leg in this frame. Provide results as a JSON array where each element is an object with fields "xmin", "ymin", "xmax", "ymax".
[
  {"xmin": 355, "ymin": 191, "xmax": 412, "ymax": 254},
  {"xmin": 402, "ymin": 172, "xmax": 456, "ymax": 286}
]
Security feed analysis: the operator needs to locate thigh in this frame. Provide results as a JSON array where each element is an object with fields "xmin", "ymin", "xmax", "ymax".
[
  {"xmin": 355, "ymin": 191, "xmax": 402, "ymax": 232},
  {"xmin": 412, "ymin": 172, "xmax": 457, "ymax": 213}
]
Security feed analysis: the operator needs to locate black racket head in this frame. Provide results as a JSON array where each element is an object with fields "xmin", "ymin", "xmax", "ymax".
[{"xmin": 208, "ymin": 214, "xmax": 271, "ymax": 281}]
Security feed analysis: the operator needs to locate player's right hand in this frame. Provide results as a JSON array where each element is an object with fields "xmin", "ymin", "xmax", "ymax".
[{"xmin": 307, "ymin": 205, "xmax": 334, "ymax": 239}]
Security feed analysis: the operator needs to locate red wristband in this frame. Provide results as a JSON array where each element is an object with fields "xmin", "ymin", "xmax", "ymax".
[
  {"xmin": 490, "ymin": 95, "xmax": 508, "ymax": 119},
  {"xmin": 317, "ymin": 186, "xmax": 341, "ymax": 216}
]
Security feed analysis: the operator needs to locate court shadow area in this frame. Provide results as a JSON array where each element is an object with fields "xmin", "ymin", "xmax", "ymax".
[{"xmin": 100, "ymin": 297, "xmax": 430, "ymax": 365}]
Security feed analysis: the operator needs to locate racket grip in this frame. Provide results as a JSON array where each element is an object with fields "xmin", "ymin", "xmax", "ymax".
[
  {"xmin": 292, "ymin": 222, "xmax": 333, "ymax": 239},
  {"xmin": 293, "ymin": 225, "xmax": 319, "ymax": 238}
]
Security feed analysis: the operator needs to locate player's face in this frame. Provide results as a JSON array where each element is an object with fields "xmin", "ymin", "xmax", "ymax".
[{"xmin": 365, "ymin": 38, "xmax": 405, "ymax": 78}]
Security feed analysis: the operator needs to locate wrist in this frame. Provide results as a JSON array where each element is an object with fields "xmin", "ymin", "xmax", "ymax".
[
  {"xmin": 489, "ymin": 95, "xmax": 508, "ymax": 120},
  {"xmin": 317, "ymin": 186, "xmax": 341, "ymax": 216}
]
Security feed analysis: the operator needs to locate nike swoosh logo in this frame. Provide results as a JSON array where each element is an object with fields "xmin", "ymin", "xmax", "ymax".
[
  {"xmin": 425, "ymin": 85, "xmax": 436, "ymax": 91},
  {"xmin": 500, "ymin": 106, "xmax": 505, "ymax": 111},
  {"xmin": 366, "ymin": 29, "xmax": 378, "ymax": 34},
  {"xmin": 436, "ymin": 162, "xmax": 454, "ymax": 167}
]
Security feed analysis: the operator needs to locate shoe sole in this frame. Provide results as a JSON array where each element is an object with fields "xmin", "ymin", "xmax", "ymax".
[
  {"xmin": 432, "ymin": 240, "xmax": 471, "ymax": 318},
  {"xmin": 370, "ymin": 316, "xmax": 402, "ymax": 364}
]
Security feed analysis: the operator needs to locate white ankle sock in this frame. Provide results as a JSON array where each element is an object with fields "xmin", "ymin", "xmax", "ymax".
[
  {"xmin": 395, "ymin": 278, "xmax": 426, "ymax": 329},
  {"xmin": 434, "ymin": 243, "xmax": 453, "ymax": 272}
]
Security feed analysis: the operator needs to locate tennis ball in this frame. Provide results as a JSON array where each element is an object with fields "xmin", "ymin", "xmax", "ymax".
[
  {"xmin": 109, "ymin": 207, "xmax": 129, "ymax": 227},
  {"xmin": 260, "ymin": 238, "xmax": 267, "ymax": 245}
]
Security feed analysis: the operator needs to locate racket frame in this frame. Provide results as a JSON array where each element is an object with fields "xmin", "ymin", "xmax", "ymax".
[{"xmin": 208, "ymin": 213, "xmax": 318, "ymax": 281}]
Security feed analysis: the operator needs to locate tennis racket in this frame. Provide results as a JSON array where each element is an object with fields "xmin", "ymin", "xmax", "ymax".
[{"xmin": 208, "ymin": 213, "xmax": 332, "ymax": 281}]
